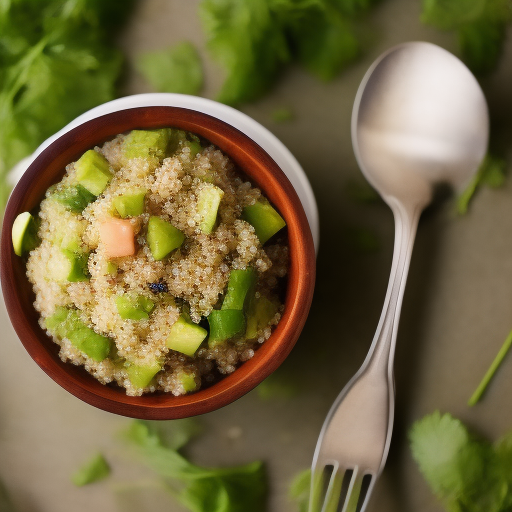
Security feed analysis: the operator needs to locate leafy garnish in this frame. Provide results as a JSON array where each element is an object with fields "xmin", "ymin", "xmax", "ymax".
[
  {"xmin": 121, "ymin": 420, "xmax": 267, "ymax": 512},
  {"xmin": 257, "ymin": 370, "xmax": 301, "ymax": 400},
  {"xmin": 289, "ymin": 469, "xmax": 311, "ymax": 512},
  {"xmin": 71, "ymin": 453, "xmax": 111, "ymax": 487},
  {"xmin": 271, "ymin": 107, "xmax": 294, "ymax": 123},
  {"xmin": 468, "ymin": 329, "xmax": 512, "ymax": 406},
  {"xmin": 421, "ymin": 0, "xmax": 512, "ymax": 74},
  {"xmin": 136, "ymin": 42, "xmax": 204, "ymax": 95},
  {"xmin": 409, "ymin": 411, "xmax": 512, "ymax": 512},
  {"xmin": 456, "ymin": 154, "xmax": 507, "ymax": 214},
  {"xmin": 0, "ymin": 0, "xmax": 134, "ymax": 204}
]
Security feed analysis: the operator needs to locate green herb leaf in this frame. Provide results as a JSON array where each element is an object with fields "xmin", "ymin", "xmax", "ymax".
[
  {"xmin": 456, "ymin": 154, "xmax": 507, "ymax": 214},
  {"xmin": 71, "ymin": 453, "xmax": 110, "ymax": 487},
  {"xmin": 136, "ymin": 42, "xmax": 204, "ymax": 95},
  {"xmin": 289, "ymin": 469, "xmax": 311, "ymax": 512},
  {"xmin": 271, "ymin": 107, "xmax": 294, "ymax": 123}
]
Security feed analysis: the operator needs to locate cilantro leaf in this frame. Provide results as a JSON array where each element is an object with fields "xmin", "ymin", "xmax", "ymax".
[
  {"xmin": 421, "ymin": 0, "xmax": 512, "ymax": 74},
  {"xmin": 122, "ymin": 420, "xmax": 268, "ymax": 512},
  {"xmin": 71, "ymin": 453, "xmax": 111, "ymax": 486},
  {"xmin": 136, "ymin": 42, "xmax": 204, "ymax": 95},
  {"xmin": 456, "ymin": 154, "xmax": 507, "ymax": 214}
]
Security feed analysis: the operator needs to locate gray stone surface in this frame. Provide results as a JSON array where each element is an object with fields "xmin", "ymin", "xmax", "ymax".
[{"xmin": 1, "ymin": 1, "xmax": 511, "ymax": 511}]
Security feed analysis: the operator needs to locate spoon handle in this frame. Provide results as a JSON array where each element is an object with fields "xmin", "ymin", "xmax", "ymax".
[{"xmin": 364, "ymin": 198, "xmax": 421, "ymax": 377}]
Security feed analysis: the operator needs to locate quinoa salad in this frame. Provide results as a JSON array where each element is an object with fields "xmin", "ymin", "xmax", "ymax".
[{"xmin": 13, "ymin": 128, "xmax": 288, "ymax": 396}]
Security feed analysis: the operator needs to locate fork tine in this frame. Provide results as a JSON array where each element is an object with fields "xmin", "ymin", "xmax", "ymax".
[
  {"xmin": 340, "ymin": 469, "xmax": 361, "ymax": 512},
  {"xmin": 308, "ymin": 462, "xmax": 343, "ymax": 512}
]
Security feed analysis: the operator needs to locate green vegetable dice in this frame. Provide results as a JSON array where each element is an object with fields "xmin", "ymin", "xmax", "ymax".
[
  {"xmin": 113, "ymin": 189, "xmax": 146, "ymax": 218},
  {"xmin": 178, "ymin": 370, "xmax": 198, "ymax": 393},
  {"xmin": 242, "ymin": 200, "xmax": 286, "ymax": 244},
  {"xmin": 166, "ymin": 316, "xmax": 208, "ymax": 357},
  {"xmin": 222, "ymin": 268, "xmax": 257, "ymax": 310},
  {"xmin": 197, "ymin": 184, "xmax": 224, "ymax": 234},
  {"xmin": 75, "ymin": 150, "xmax": 112, "ymax": 195},
  {"xmin": 53, "ymin": 184, "xmax": 96, "ymax": 213},
  {"xmin": 123, "ymin": 129, "xmax": 172, "ymax": 161},
  {"xmin": 147, "ymin": 216, "xmax": 185, "ymax": 260},
  {"xmin": 50, "ymin": 249, "xmax": 89, "ymax": 282},
  {"xmin": 126, "ymin": 360, "xmax": 162, "ymax": 388},
  {"xmin": 45, "ymin": 307, "xmax": 111, "ymax": 362},
  {"xmin": 115, "ymin": 294, "xmax": 155, "ymax": 321},
  {"xmin": 246, "ymin": 295, "xmax": 279, "ymax": 340},
  {"xmin": 12, "ymin": 211, "xmax": 39, "ymax": 256},
  {"xmin": 208, "ymin": 309, "xmax": 245, "ymax": 346}
]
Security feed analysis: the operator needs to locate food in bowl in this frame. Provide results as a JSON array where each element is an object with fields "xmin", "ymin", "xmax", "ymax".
[{"xmin": 12, "ymin": 128, "xmax": 288, "ymax": 396}]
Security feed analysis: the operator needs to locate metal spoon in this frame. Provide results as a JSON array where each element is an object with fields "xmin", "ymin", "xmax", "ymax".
[{"xmin": 309, "ymin": 42, "xmax": 489, "ymax": 512}]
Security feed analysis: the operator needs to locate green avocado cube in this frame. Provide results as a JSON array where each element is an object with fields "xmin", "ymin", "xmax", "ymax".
[
  {"xmin": 246, "ymin": 295, "xmax": 280, "ymax": 340},
  {"xmin": 126, "ymin": 360, "xmax": 162, "ymax": 388},
  {"xmin": 242, "ymin": 200, "xmax": 286, "ymax": 244},
  {"xmin": 123, "ymin": 129, "xmax": 172, "ymax": 161},
  {"xmin": 45, "ymin": 307, "xmax": 111, "ymax": 361},
  {"xmin": 68, "ymin": 327, "xmax": 111, "ymax": 362},
  {"xmin": 115, "ymin": 294, "xmax": 155, "ymax": 321},
  {"xmin": 178, "ymin": 370, "xmax": 198, "ymax": 393},
  {"xmin": 197, "ymin": 184, "xmax": 224, "ymax": 234},
  {"xmin": 113, "ymin": 189, "xmax": 146, "ymax": 218},
  {"xmin": 222, "ymin": 268, "xmax": 257, "ymax": 311},
  {"xmin": 51, "ymin": 250, "xmax": 89, "ymax": 282},
  {"xmin": 75, "ymin": 150, "xmax": 112, "ymax": 196},
  {"xmin": 147, "ymin": 216, "xmax": 185, "ymax": 260},
  {"xmin": 12, "ymin": 211, "xmax": 39, "ymax": 256},
  {"xmin": 53, "ymin": 185, "xmax": 96, "ymax": 213},
  {"xmin": 166, "ymin": 316, "xmax": 208, "ymax": 357},
  {"xmin": 208, "ymin": 309, "xmax": 245, "ymax": 346}
]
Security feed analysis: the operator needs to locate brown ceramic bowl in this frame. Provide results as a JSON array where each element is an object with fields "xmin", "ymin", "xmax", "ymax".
[{"xmin": 1, "ymin": 106, "xmax": 315, "ymax": 419}]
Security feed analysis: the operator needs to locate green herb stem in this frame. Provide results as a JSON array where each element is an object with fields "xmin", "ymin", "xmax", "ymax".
[{"xmin": 468, "ymin": 329, "xmax": 512, "ymax": 406}]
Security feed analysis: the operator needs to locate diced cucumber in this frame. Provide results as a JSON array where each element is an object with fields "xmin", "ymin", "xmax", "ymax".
[
  {"xmin": 126, "ymin": 360, "xmax": 162, "ymax": 388},
  {"xmin": 52, "ymin": 185, "xmax": 96, "ymax": 213},
  {"xmin": 246, "ymin": 295, "xmax": 280, "ymax": 340},
  {"xmin": 221, "ymin": 268, "xmax": 257, "ymax": 311},
  {"xmin": 49, "ymin": 249, "xmax": 89, "ymax": 282},
  {"xmin": 106, "ymin": 261, "xmax": 118, "ymax": 276},
  {"xmin": 115, "ymin": 294, "xmax": 155, "ymax": 321},
  {"xmin": 75, "ymin": 150, "xmax": 112, "ymax": 195},
  {"xmin": 166, "ymin": 316, "xmax": 207, "ymax": 357},
  {"xmin": 113, "ymin": 189, "xmax": 146, "ymax": 218},
  {"xmin": 123, "ymin": 129, "xmax": 172, "ymax": 161},
  {"xmin": 197, "ymin": 184, "xmax": 224, "ymax": 234},
  {"xmin": 12, "ymin": 211, "xmax": 39, "ymax": 256},
  {"xmin": 178, "ymin": 370, "xmax": 198, "ymax": 393},
  {"xmin": 242, "ymin": 200, "xmax": 286, "ymax": 244},
  {"xmin": 45, "ymin": 307, "xmax": 111, "ymax": 362},
  {"xmin": 147, "ymin": 216, "xmax": 185, "ymax": 260},
  {"xmin": 208, "ymin": 309, "xmax": 245, "ymax": 346}
]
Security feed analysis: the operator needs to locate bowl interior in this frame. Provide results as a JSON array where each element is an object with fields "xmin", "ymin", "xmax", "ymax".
[{"xmin": 1, "ymin": 106, "xmax": 315, "ymax": 419}]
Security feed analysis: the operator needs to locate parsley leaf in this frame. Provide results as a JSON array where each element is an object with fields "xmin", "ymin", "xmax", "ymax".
[
  {"xmin": 71, "ymin": 453, "xmax": 111, "ymax": 487},
  {"xmin": 421, "ymin": 0, "xmax": 512, "ymax": 74},
  {"xmin": 136, "ymin": 42, "xmax": 204, "ymax": 95},
  {"xmin": 122, "ymin": 420, "xmax": 268, "ymax": 512}
]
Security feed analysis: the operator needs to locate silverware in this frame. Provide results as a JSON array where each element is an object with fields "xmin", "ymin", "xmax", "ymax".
[{"xmin": 309, "ymin": 41, "xmax": 489, "ymax": 512}]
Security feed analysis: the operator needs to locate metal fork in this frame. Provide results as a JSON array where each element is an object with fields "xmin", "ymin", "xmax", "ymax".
[{"xmin": 308, "ymin": 41, "xmax": 489, "ymax": 512}]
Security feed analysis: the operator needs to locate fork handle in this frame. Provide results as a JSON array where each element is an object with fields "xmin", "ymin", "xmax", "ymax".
[{"xmin": 363, "ymin": 198, "xmax": 421, "ymax": 378}]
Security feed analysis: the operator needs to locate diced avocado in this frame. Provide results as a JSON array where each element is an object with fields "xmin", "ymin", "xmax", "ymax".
[
  {"xmin": 75, "ymin": 150, "xmax": 112, "ymax": 196},
  {"xmin": 242, "ymin": 200, "xmax": 286, "ymax": 244},
  {"xmin": 113, "ymin": 189, "xmax": 146, "ymax": 218},
  {"xmin": 197, "ymin": 184, "xmax": 224, "ymax": 234},
  {"xmin": 147, "ymin": 216, "xmax": 185, "ymax": 260},
  {"xmin": 222, "ymin": 268, "xmax": 257, "ymax": 311},
  {"xmin": 178, "ymin": 371, "xmax": 198, "ymax": 393},
  {"xmin": 115, "ymin": 294, "xmax": 155, "ymax": 321},
  {"xmin": 68, "ymin": 327, "xmax": 111, "ymax": 362},
  {"xmin": 208, "ymin": 309, "xmax": 245, "ymax": 346},
  {"xmin": 53, "ymin": 185, "xmax": 96, "ymax": 213},
  {"xmin": 166, "ymin": 316, "xmax": 208, "ymax": 357},
  {"xmin": 126, "ymin": 360, "xmax": 162, "ymax": 388},
  {"xmin": 45, "ymin": 307, "xmax": 111, "ymax": 362},
  {"xmin": 246, "ymin": 295, "xmax": 280, "ymax": 340},
  {"xmin": 50, "ymin": 249, "xmax": 89, "ymax": 282},
  {"xmin": 123, "ymin": 129, "xmax": 172, "ymax": 161},
  {"xmin": 12, "ymin": 212, "xmax": 39, "ymax": 256}
]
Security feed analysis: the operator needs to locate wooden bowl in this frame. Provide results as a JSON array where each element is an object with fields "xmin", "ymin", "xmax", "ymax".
[{"xmin": 1, "ymin": 107, "xmax": 316, "ymax": 419}]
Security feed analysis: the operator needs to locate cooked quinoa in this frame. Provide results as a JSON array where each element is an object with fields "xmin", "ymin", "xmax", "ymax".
[{"xmin": 24, "ymin": 128, "xmax": 288, "ymax": 396}]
